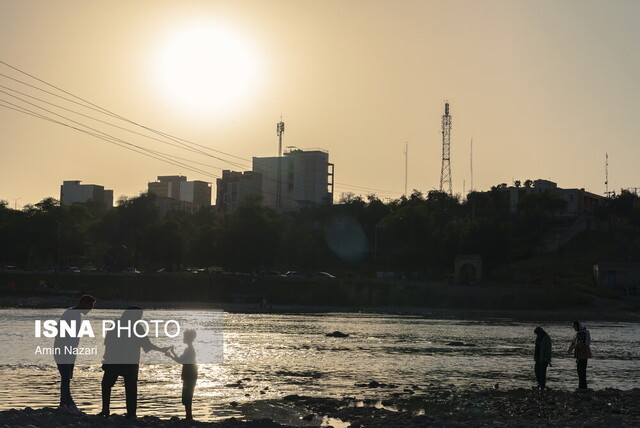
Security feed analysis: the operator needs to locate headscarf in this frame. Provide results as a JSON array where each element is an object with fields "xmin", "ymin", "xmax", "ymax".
[{"xmin": 573, "ymin": 321, "xmax": 591, "ymax": 346}]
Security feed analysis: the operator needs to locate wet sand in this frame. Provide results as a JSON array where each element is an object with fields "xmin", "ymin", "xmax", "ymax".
[{"xmin": 1, "ymin": 388, "xmax": 639, "ymax": 427}]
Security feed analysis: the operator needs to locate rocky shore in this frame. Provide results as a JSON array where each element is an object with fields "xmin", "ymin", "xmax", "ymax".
[{"xmin": 1, "ymin": 388, "xmax": 639, "ymax": 427}]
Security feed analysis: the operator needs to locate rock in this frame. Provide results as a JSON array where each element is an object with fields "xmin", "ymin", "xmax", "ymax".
[
  {"xmin": 230, "ymin": 401, "xmax": 239, "ymax": 407},
  {"xmin": 284, "ymin": 394, "xmax": 302, "ymax": 401},
  {"xmin": 225, "ymin": 380, "xmax": 244, "ymax": 388},
  {"xmin": 302, "ymin": 413, "xmax": 315, "ymax": 421},
  {"xmin": 368, "ymin": 381, "xmax": 381, "ymax": 388},
  {"xmin": 446, "ymin": 341, "xmax": 476, "ymax": 347},
  {"xmin": 326, "ymin": 331, "xmax": 349, "ymax": 338}
]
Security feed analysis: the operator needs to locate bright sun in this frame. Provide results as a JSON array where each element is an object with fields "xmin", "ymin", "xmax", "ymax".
[{"xmin": 153, "ymin": 22, "xmax": 261, "ymax": 117}]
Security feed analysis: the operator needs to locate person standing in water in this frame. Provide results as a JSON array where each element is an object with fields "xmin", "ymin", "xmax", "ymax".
[
  {"xmin": 98, "ymin": 306, "xmax": 170, "ymax": 419},
  {"xmin": 567, "ymin": 320, "xmax": 592, "ymax": 391},
  {"xmin": 533, "ymin": 326, "xmax": 552, "ymax": 390},
  {"xmin": 166, "ymin": 329, "xmax": 198, "ymax": 420},
  {"xmin": 54, "ymin": 294, "xmax": 96, "ymax": 415}
]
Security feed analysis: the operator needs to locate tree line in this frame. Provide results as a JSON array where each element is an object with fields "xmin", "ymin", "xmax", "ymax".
[{"xmin": 1, "ymin": 186, "xmax": 638, "ymax": 277}]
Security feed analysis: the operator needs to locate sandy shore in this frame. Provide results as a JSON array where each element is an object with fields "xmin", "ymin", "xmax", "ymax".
[{"xmin": 1, "ymin": 388, "xmax": 639, "ymax": 427}]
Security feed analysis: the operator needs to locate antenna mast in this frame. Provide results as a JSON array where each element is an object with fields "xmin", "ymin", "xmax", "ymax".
[
  {"xmin": 404, "ymin": 142, "xmax": 408, "ymax": 197},
  {"xmin": 276, "ymin": 118, "xmax": 285, "ymax": 210},
  {"xmin": 470, "ymin": 137, "xmax": 473, "ymax": 192},
  {"xmin": 439, "ymin": 101, "xmax": 452, "ymax": 196}
]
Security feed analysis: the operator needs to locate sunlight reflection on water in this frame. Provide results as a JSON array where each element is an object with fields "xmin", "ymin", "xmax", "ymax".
[{"xmin": 0, "ymin": 311, "xmax": 638, "ymax": 421}]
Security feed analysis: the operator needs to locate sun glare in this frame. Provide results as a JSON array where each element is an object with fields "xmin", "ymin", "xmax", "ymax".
[{"xmin": 153, "ymin": 22, "xmax": 261, "ymax": 118}]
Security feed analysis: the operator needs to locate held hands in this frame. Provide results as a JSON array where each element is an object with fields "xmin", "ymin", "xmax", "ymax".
[{"xmin": 164, "ymin": 345, "xmax": 175, "ymax": 358}]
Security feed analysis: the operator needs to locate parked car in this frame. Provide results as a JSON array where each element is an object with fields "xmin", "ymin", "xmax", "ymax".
[
  {"xmin": 67, "ymin": 266, "xmax": 81, "ymax": 273},
  {"xmin": 313, "ymin": 271, "xmax": 336, "ymax": 279},
  {"xmin": 186, "ymin": 267, "xmax": 207, "ymax": 274},
  {"xmin": 262, "ymin": 271, "xmax": 284, "ymax": 277},
  {"xmin": 122, "ymin": 267, "xmax": 141, "ymax": 274},
  {"xmin": 283, "ymin": 271, "xmax": 306, "ymax": 278}
]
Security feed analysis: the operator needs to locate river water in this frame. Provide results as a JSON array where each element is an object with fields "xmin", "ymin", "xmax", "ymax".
[{"xmin": 0, "ymin": 310, "xmax": 638, "ymax": 422}]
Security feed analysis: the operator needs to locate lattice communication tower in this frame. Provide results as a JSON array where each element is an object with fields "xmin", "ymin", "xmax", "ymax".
[{"xmin": 439, "ymin": 101, "xmax": 452, "ymax": 195}]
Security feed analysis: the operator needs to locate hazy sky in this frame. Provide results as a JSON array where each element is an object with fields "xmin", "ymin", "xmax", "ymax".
[{"xmin": 1, "ymin": 0, "xmax": 639, "ymax": 208}]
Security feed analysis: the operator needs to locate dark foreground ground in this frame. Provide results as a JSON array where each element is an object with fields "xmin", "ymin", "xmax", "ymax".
[{"xmin": 2, "ymin": 388, "xmax": 639, "ymax": 427}]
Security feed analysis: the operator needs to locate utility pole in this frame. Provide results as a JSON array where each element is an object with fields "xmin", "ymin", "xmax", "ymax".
[
  {"xmin": 439, "ymin": 101, "xmax": 452, "ymax": 196},
  {"xmin": 605, "ymin": 152, "xmax": 608, "ymax": 196},
  {"xmin": 276, "ymin": 118, "xmax": 285, "ymax": 210},
  {"xmin": 404, "ymin": 142, "xmax": 408, "ymax": 197}
]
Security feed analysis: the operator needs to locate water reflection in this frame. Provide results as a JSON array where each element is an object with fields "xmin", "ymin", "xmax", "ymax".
[{"xmin": 0, "ymin": 311, "xmax": 638, "ymax": 421}]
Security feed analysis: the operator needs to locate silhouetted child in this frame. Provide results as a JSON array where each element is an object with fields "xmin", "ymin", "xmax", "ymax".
[{"xmin": 166, "ymin": 329, "xmax": 198, "ymax": 420}]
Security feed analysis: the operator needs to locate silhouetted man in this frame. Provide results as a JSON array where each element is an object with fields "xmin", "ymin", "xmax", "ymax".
[
  {"xmin": 533, "ymin": 326, "xmax": 552, "ymax": 390},
  {"xmin": 54, "ymin": 294, "xmax": 96, "ymax": 415},
  {"xmin": 98, "ymin": 306, "xmax": 169, "ymax": 418}
]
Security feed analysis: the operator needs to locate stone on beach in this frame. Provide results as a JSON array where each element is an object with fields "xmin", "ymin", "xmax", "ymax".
[{"xmin": 325, "ymin": 331, "xmax": 349, "ymax": 338}]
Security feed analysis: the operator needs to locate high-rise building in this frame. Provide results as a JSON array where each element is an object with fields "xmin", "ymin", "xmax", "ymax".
[
  {"xmin": 60, "ymin": 180, "xmax": 113, "ymax": 207},
  {"xmin": 252, "ymin": 149, "xmax": 334, "ymax": 212},
  {"xmin": 215, "ymin": 170, "xmax": 263, "ymax": 213}
]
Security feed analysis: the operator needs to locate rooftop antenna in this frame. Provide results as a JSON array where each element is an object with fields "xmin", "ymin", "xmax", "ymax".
[
  {"xmin": 404, "ymin": 142, "xmax": 408, "ymax": 197},
  {"xmin": 439, "ymin": 101, "xmax": 453, "ymax": 196},
  {"xmin": 276, "ymin": 117, "xmax": 285, "ymax": 210}
]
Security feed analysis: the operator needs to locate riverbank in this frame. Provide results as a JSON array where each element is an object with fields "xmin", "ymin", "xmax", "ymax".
[
  {"xmin": 2, "ymin": 270, "xmax": 632, "ymax": 313},
  {"xmin": 1, "ymin": 388, "xmax": 639, "ymax": 427},
  {"xmin": 1, "ymin": 293, "xmax": 639, "ymax": 321}
]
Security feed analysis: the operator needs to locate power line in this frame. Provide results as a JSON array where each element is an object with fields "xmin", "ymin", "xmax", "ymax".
[
  {"xmin": 0, "ymin": 73, "xmax": 249, "ymax": 170},
  {"xmin": 0, "ymin": 60, "xmax": 250, "ymax": 166},
  {"xmin": 0, "ymin": 84, "xmax": 245, "ymax": 171},
  {"xmin": 0, "ymin": 60, "xmax": 405, "ymax": 200},
  {"xmin": 0, "ymin": 98, "xmax": 217, "ymax": 178}
]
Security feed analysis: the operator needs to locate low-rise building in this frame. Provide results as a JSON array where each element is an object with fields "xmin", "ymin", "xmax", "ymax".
[
  {"xmin": 505, "ymin": 179, "xmax": 604, "ymax": 216},
  {"xmin": 148, "ymin": 175, "xmax": 211, "ymax": 214},
  {"xmin": 60, "ymin": 180, "xmax": 113, "ymax": 207},
  {"xmin": 594, "ymin": 262, "xmax": 639, "ymax": 295},
  {"xmin": 215, "ymin": 170, "xmax": 262, "ymax": 213}
]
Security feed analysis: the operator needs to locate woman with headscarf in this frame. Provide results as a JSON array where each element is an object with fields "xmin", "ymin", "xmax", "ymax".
[{"xmin": 567, "ymin": 320, "xmax": 592, "ymax": 390}]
